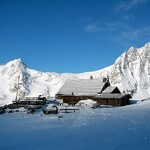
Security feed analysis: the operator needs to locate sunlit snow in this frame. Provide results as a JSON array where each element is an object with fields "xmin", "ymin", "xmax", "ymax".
[{"xmin": 0, "ymin": 99, "xmax": 150, "ymax": 150}]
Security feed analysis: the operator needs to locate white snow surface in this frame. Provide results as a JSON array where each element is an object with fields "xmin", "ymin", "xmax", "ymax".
[
  {"xmin": 1, "ymin": 42, "xmax": 150, "ymax": 104},
  {"xmin": 0, "ymin": 99, "xmax": 150, "ymax": 150},
  {"xmin": 57, "ymin": 79, "xmax": 105, "ymax": 95},
  {"xmin": 76, "ymin": 99, "xmax": 97, "ymax": 107}
]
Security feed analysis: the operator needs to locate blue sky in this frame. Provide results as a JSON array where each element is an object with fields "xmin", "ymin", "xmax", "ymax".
[{"xmin": 0, "ymin": 0, "xmax": 150, "ymax": 73}]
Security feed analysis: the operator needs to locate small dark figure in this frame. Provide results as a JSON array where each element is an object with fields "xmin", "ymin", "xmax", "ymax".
[
  {"xmin": 0, "ymin": 109, "xmax": 5, "ymax": 114},
  {"xmin": 8, "ymin": 110, "xmax": 13, "ymax": 113}
]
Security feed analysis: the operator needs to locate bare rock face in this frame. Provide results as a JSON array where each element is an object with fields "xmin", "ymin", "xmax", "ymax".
[{"xmin": 0, "ymin": 43, "xmax": 150, "ymax": 104}]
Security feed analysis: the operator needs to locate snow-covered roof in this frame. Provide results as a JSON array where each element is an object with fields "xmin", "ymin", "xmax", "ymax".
[
  {"xmin": 94, "ymin": 94, "xmax": 130, "ymax": 99},
  {"xmin": 57, "ymin": 79, "xmax": 106, "ymax": 96},
  {"xmin": 102, "ymin": 86, "xmax": 120, "ymax": 94}
]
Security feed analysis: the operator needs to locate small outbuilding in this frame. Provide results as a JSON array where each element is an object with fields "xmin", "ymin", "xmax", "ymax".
[{"xmin": 93, "ymin": 94, "xmax": 131, "ymax": 106}]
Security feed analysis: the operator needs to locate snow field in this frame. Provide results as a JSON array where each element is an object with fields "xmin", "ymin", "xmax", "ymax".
[{"xmin": 0, "ymin": 99, "xmax": 150, "ymax": 150}]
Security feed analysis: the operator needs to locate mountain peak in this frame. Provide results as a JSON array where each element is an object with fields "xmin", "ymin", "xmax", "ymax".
[
  {"xmin": 5, "ymin": 58, "xmax": 27, "ymax": 68},
  {"xmin": 11, "ymin": 58, "xmax": 23, "ymax": 64},
  {"xmin": 128, "ymin": 46, "xmax": 136, "ymax": 51},
  {"xmin": 144, "ymin": 42, "xmax": 150, "ymax": 48},
  {"xmin": 0, "ymin": 58, "xmax": 28, "ymax": 78}
]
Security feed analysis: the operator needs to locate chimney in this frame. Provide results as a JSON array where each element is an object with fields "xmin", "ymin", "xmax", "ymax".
[{"xmin": 90, "ymin": 75, "xmax": 93, "ymax": 79}]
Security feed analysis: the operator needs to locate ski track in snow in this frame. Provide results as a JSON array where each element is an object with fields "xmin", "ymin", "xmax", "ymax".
[{"xmin": 0, "ymin": 102, "xmax": 150, "ymax": 150}]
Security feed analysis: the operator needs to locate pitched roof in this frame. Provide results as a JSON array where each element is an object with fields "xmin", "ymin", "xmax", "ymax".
[
  {"xmin": 102, "ymin": 86, "xmax": 121, "ymax": 94},
  {"xmin": 94, "ymin": 94, "xmax": 131, "ymax": 99},
  {"xmin": 57, "ymin": 79, "xmax": 106, "ymax": 96}
]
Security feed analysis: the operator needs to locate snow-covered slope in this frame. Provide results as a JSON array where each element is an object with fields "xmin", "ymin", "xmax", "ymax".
[
  {"xmin": 1, "ymin": 99, "xmax": 150, "ymax": 150},
  {"xmin": 109, "ymin": 43, "xmax": 150, "ymax": 99},
  {"xmin": 0, "ymin": 43, "xmax": 150, "ymax": 104}
]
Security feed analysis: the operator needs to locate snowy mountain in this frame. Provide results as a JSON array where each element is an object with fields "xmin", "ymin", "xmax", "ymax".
[{"xmin": 0, "ymin": 43, "xmax": 150, "ymax": 104}]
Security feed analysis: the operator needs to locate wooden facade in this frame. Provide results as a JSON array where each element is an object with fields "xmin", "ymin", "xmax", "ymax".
[
  {"xmin": 61, "ymin": 95, "xmax": 94, "ymax": 105},
  {"xmin": 13, "ymin": 100, "xmax": 46, "ymax": 105},
  {"xmin": 12, "ymin": 96, "xmax": 47, "ymax": 106},
  {"xmin": 59, "ymin": 94, "xmax": 131, "ymax": 106},
  {"xmin": 93, "ymin": 94, "xmax": 131, "ymax": 106}
]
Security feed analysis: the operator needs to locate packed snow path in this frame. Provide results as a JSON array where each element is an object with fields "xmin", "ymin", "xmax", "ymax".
[{"xmin": 0, "ymin": 100, "xmax": 150, "ymax": 150}]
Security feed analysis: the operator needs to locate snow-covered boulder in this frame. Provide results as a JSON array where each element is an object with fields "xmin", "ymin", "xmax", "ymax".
[{"xmin": 76, "ymin": 99, "xmax": 97, "ymax": 108}]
